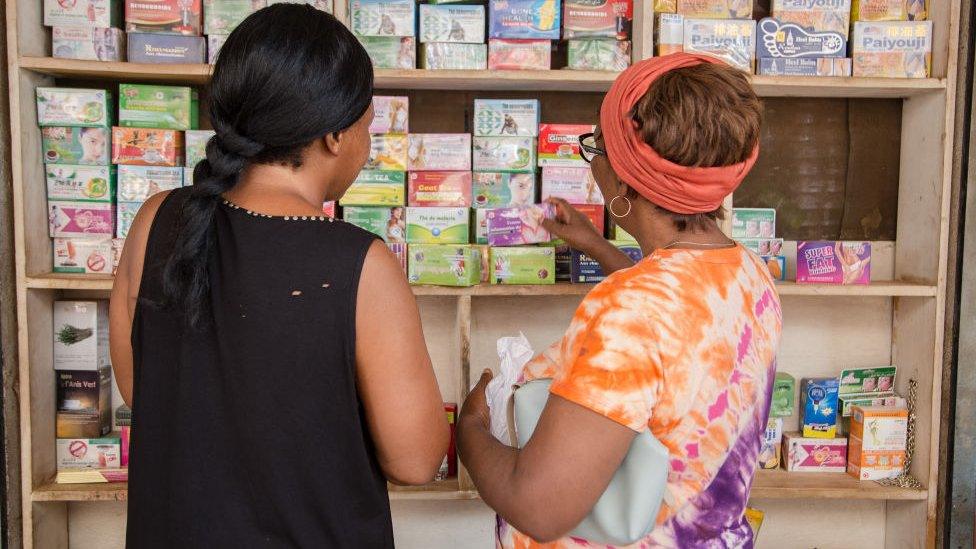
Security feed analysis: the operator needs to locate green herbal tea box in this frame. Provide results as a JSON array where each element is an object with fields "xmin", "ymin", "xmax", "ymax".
[
  {"xmin": 839, "ymin": 366, "xmax": 896, "ymax": 395},
  {"xmin": 731, "ymin": 208, "xmax": 776, "ymax": 238},
  {"xmin": 42, "ymin": 127, "xmax": 111, "ymax": 165},
  {"xmin": 54, "ymin": 300, "xmax": 110, "ymax": 370},
  {"xmin": 473, "ymin": 99, "xmax": 540, "ymax": 137},
  {"xmin": 351, "ymin": 0, "xmax": 417, "ymax": 36},
  {"xmin": 184, "ymin": 130, "xmax": 215, "ymax": 168},
  {"xmin": 119, "ymin": 84, "xmax": 199, "ymax": 130},
  {"xmin": 342, "ymin": 206, "xmax": 406, "ymax": 243},
  {"xmin": 473, "ymin": 136, "xmax": 536, "ymax": 173},
  {"xmin": 567, "ymin": 39, "xmax": 631, "ymax": 71},
  {"xmin": 37, "ymin": 88, "xmax": 113, "ymax": 128},
  {"xmin": 489, "ymin": 246, "xmax": 556, "ymax": 285},
  {"xmin": 340, "ymin": 170, "xmax": 407, "ymax": 206},
  {"xmin": 359, "ymin": 36, "xmax": 417, "ymax": 69},
  {"xmin": 204, "ymin": 0, "xmax": 256, "ymax": 34},
  {"xmin": 420, "ymin": 4, "xmax": 486, "ymax": 43},
  {"xmin": 406, "ymin": 207, "xmax": 470, "ymax": 244},
  {"xmin": 770, "ymin": 372, "xmax": 795, "ymax": 417},
  {"xmin": 46, "ymin": 165, "xmax": 116, "ymax": 203},
  {"xmin": 407, "ymin": 244, "xmax": 482, "ymax": 286},
  {"xmin": 420, "ymin": 43, "xmax": 488, "ymax": 70}
]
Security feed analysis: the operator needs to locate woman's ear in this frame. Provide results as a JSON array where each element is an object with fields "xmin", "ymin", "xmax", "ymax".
[{"xmin": 323, "ymin": 131, "xmax": 343, "ymax": 156}]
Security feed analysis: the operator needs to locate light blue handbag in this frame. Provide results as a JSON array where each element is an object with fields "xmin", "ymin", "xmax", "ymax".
[{"xmin": 512, "ymin": 378, "xmax": 670, "ymax": 546}]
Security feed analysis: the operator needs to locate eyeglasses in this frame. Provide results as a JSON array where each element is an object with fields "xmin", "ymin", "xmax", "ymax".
[{"xmin": 578, "ymin": 132, "xmax": 606, "ymax": 164}]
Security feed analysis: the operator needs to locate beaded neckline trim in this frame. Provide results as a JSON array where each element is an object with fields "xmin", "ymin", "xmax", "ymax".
[{"xmin": 221, "ymin": 199, "xmax": 334, "ymax": 222}]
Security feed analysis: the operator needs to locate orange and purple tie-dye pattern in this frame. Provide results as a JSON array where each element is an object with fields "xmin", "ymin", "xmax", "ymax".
[{"xmin": 499, "ymin": 244, "xmax": 782, "ymax": 549}]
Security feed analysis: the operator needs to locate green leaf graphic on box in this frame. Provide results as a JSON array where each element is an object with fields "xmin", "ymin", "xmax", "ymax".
[{"xmin": 58, "ymin": 324, "xmax": 93, "ymax": 346}]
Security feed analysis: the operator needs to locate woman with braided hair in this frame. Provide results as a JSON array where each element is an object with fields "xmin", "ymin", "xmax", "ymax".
[{"xmin": 109, "ymin": 5, "xmax": 448, "ymax": 546}]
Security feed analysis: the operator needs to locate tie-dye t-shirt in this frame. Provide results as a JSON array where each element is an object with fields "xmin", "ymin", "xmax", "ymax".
[{"xmin": 499, "ymin": 244, "xmax": 782, "ymax": 549}]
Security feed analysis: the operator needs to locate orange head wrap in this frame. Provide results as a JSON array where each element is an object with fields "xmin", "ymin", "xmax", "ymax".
[{"xmin": 599, "ymin": 53, "xmax": 760, "ymax": 214}]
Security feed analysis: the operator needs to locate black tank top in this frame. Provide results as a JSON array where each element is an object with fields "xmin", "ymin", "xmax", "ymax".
[{"xmin": 126, "ymin": 188, "xmax": 392, "ymax": 548}]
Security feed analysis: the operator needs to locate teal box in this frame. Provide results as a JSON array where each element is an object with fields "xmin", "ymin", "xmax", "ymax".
[{"xmin": 118, "ymin": 84, "xmax": 199, "ymax": 130}]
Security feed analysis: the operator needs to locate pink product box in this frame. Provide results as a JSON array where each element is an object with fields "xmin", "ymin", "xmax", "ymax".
[
  {"xmin": 370, "ymin": 96, "xmax": 409, "ymax": 134},
  {"xmin": 488, "ymin": 39, "xmax": 552, "ymax": 70},
  {"xmin": 408, "ymin": 171, "xmax": 473, "ymax": 207},
  {"xmin": 49, "ymin": 202, "xmax": 115, "ymax": 238},
  {"xmin": 120, "ymin": 425, "xmax": 130, "ymax": 467},
  {"xmin": 784, "ymin": 432, "xmax": 848, "ymax": 472},
  {"xmin": 486, "ymin": 203, "xmax": 555, "ymax": 246},
  {"xmin": 541, "ymin": 166, "xmax": 603, "ymax": 204},
  {"xmin": 796, "ymin": 241, "xmax": 872, "ymax": 285}
]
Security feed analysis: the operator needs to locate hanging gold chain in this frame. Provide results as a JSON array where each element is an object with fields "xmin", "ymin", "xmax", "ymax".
[{"xmin": 877, "ymin": 378, "xmax": 923, "ymax": 489}]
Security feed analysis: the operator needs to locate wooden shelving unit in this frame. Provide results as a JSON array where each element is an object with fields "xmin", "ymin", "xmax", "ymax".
[{"xmin": 6, "ymin": 0, "xmax": 960, "ymax": 546}]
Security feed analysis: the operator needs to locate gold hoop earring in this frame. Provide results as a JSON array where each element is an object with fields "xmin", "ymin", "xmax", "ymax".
[{"xmin": 609, "ymin": 195, "xmax": 632, "ymax": 218}]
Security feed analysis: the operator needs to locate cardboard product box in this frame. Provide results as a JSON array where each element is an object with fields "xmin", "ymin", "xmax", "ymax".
[
  {"xmin": 342, "ymin": 206, "xmax": 406, "ymax": 243},
  {"xmin": 537, "ymin": 124, "xmax": 593, "ymax": 168},
  {"xmin": 852, "ymin": 21, "xmax": 932, "ymax": 78},
  {"xmin": 575, "ymin": 203, "xmax": 606, "ymax": 235},
  {"xmin": 125, "ymin": 0, "xmax": 203, "ymax": 34},
  {"xmin": 473, "ymin": 136, "xmax": 536, "ymax": 173},
  {"xmin": 486, "ymin": 204, "xmax": 554, "ymax": 246},
  {"xmin": 406, "ymin": 207, "xmax": 470, "ymax": 244},
  {"xmin": 118, "ymin": 83, "xmax": 199, "ymax": 130},
  {"xmin": 801, "ymin": 377, "xmax": 840, "ymax": 438},
  {"xmin": 208, "ymin": 34, "xmax": 228, "ymax": 64},
  {"xmin": 359, "ymin": 36, "xmax": 417, "ymax": 69},
  {"xmin": 756, "ymin": 18, "xmax": 847, "ymax": 58},
  {"xmin": 408, "ymin": 134, "xmax": 472, "ymax": 171},
  {"xmin": 654, "ymin": 0, "xmax": 677, "ymax": 11},
  {"xmin": 839, "ymin": 392, "xmax": 904, "ymax": 417},
  {"xmin": 52, "ymin": 27, "xmax": 125, "ymax": 61},
  {"xmin": 656, "ymin": 13, "xmax": 684, "ymax": 56},
  {"xmin": 56, "ymin": 367, "xmax": 113, "ymax": 438},
  {"xmin": 112, "ymin": 127, "xmax": 183, "ymax": 166},
  {"xmin": 203, "ymin": 0, "xmax": 257, "ymax": 34},
  {"xmin": 322, "ymin": 201, "xmax": 336, "ymax": 218},
  {"xmin": 771, "ymin": 0, "xmax": 851, "ymax": 37},
  {"xmin": 367, "ymin": 134, "xmax": 410, "ymax": 172},
  {"xmin": 46, "ymin": 165, "xmax": 116, "ymax": 203},
  {"xmin": 796, "ymin": 241, "xmax": 871, "ymax": 285},
  {"xmin": 567, "ymin": 39, "xmax": 631, "ymax": 71},
  {"xmin": 839, "ymin": 366, "xmax": 897, "ymax": 395},
  {"xmin": 570, "ymin": 242, "xmax": 642, "ymax": 283},
  {"xmin": 420, "ymin": 43, "xmax": 488, "ymax": 70},
  {"xmin": 37, "ymin": 88, "xmax": 113, "ymax": 128},
  {"xmin": 762, "ymin": 255, "xmax": 786, "ymax": 281},
  {"xmin": 341, "ymin": 170, "xmax": 406, "ymax": 206},
  {"xmin": 683, "ymin": 18, "xmax": 756, "ymax": 72},
  {"xmin": 110, "ymin": 201, "xmax": 135, "ymax": 237},
  {"xmin": 408, "ymin": 171, "xmax": 473, "ymax": 207},
  {"xmin": 677, "ymin": 0, "xmax": 751, "ymax": 19},
  {"xmin": 847, "ymin": 405, "xmax": 908, "ymax": 480},
  {"xmin": 54, "ymin": 237, "xmax": 115, "ymax": 275},
  {"xmin": 388, "ymin": 242, "xmax": 408, "ymax": 273},
  {"xmin": 118, "ymin": 165, "xmax": 183, "ymax": 202},
  {"xmin": 45, "ymin": 0, "xmax": 121, "ymax": 27},
  {"xmin": 184, "ymin": 130, "xmax": 215, "ymax": 169},
  {"xmin": 472, "ymin": 172, "xmax": 536, "ymax": 208},
  {"xmin": 758, "ymin": 57, "xmax": 852, "ymax": 76},
  {"xmin": 731, "ymin": 208, "xmax": 775, "ymax": 238},
  {"xmin": 420, "ymin": 4, "xmax": 486, "ymax": 43},
  {"xmin": 770, "ymin": 372, "xmax": 795, "ymax": 418},
  {"xmin": 738, "ymin": 237, "xmax": 784, "ymax": 256},
  {"xmin": 562, "ymin": 0, "xmax": 632, "ymax": 39},
  {"xmin": 49, "ymin": 201, "xmax": 115, "ymax": 238},
  {"xmin": 489, "ymin": 0, "xmax": 562, "ymax": 39},
  {"xmin": 473, "ymin": 208, "xmax": 489, "ymax": 243},
  {"xmin": 541, "ymin": 166, "xmax": 602, "ymax": 203},
  {"xmin": 473, "ymin": 244, "xmax": 491, "ymax": 282},
  {"xmin": 488, "ymin": 39, "xmax": 552, "ymax": 70},
  {"xmin": 370, "ymin": 96, "xmax": 409, "ymax": 135},
  {"xmin": 57, "ymin": 433, "xmax": 121, "ymax": 470},
  {"xmin": 474, "ymin": 99, "xmax": 540, "ymax": 137},
  {"xmin": 42, "ymin": 127, "xmax": 111, "ymax": 165},
  {"xmin": 759, "ymin": 417, "xmax": 784, "ymax": 469},
  {"xmin": 350, "ymin": 0, "xmax": 417, "ymax": 36},
  {"xmin": 407, "ymin": 244, "xmax": 481, "ymax": 286},
  {"xmin": 127, "ymin": 33, "xmax": 206, "ymax": 64},
  {"xmin": 120, "ymin": 425, "xmax": 131, "ymax": 466},
  {"xmin": 784, "ymin": 432, "xmax": 848, "ymax": 472},
  {"xmin": 852, "ymin": 0, "xmax": 910, "ymax": 21},
  {"xmin": 437, "ymin": 403, "xmax": 459, "ymax": 479},
  {"xmin": 54, "ymin": 301, "xmax": 110, "ymax": 370},
  {"xmin": 489, "ymin": 246, "xmax": 556, "ymax": 284},
  {"xmin": 554, "ymin": 241, "xmax": 572, "ymax": 282},
  {"xmin": 55, "ymin": 467, "xmax": 128, "ymax": 484},
  {"xmin": 112, "ymin": 238, "xmax": 125, "ymax": 274}
]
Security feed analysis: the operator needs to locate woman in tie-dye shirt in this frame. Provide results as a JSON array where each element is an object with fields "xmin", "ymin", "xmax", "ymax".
[{"xmin": 457, "ymin": 54, "xmax": 782, "ymax": 549}]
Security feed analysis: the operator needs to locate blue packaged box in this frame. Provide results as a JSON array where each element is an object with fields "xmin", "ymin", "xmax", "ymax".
[
  {"xmin": 756, "ymin": 18, "xmax": 846, "ymax": 59},
  {"xmin": 127, "ymin": 33, "xmax": 207, "ymax": 64},
  {"xmin": 489, "ymin": 0, "xmax": 562, "ymax": 40},
  {"xmin": 570, "ymin": 242, "xmax": 642, "ymax": 283},
  {"xmin": 801, "ymin": 377, "xmax": 840, "ymax": 439},
  {"xmin": 758, "ymin": 57, "xmax": 852, "ymax": 76}
]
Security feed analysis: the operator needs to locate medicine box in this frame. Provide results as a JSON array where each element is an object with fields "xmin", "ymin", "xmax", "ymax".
[
  {"xmin": 756, "ymin": 18, "xmax": 847, "ymax": 58},
  {"xmin": 473, "ymin": 136, "xmax": 536, "ymax": 173},
  {"xmin": 472, "ymin": 172, "xmax": 536, "ymax": 208},
  {"xmin": 538, "ymin": 124, "xmax": 593, "ymax": 167},
  {"xmin": 563, "ymin": 0, "xmax": 633, "ymax": 39},
  {"xmin": 575, "ymin": 204, "xmax": 606, "ymax": 235},
  {"xmin": 370, "ymin": 96, "xmax": 409, "ymax": 135},
  {"xmin": 731, "ymin": 208, "xmax": 775, "ymax": 238},
  {"xmin": 388, "ymin": 242, "xmax": 408, "ymax": 273},
  {"xmin": 37, "ymin": 88, "xmax": 112, "ymax": 128},
  {"xmin": 408, "ymin": 171, "xmax": 473, "ymax": 207},
  {"xmin": 758, "ymin": 57, "xmax": 852, "ymax": 76},
  {"xmin": 800, "ymin": 377, "xmax": 840, "ymax": 438},
  {"xmin": 57, "ymin": 434, "xmax": 121, "ymax": 470},
  {"xmin": 839, "ymin": 392, "xmax": 903, "ymax": 417},
  {"xmin": 116, "ymin": 202, "xmax": 144, "ymax": 238},
  {"xmin": 407, "ymin": 244, "xmax": 482, "ymax": 286},
  {"xmin": 570, "ymin": 242, "xmax": 642, "ymax": 283},
  {"xmin": 42, "ymin": 127, "xmax": 111, "ymax": 165},
  {"xmin": 367, "ymin": 134, "xmax": 409, "ymax": 171},
  {"xmin": 852, "ymin": 21, "xmax": 932, "ymax": 78},
  {"xmin": 408, "ymin": 134, "xmax": 472, "ymax": 171},
  {"xmin": 322, "ymin": 201, "xmax": 336, "ymax": 218},
  {"xmin": 54, "ymin": 238, "xmax": 114, "ymax": 275},
  {"xmin": 486, "ymin": 204, "xmax": 554, "ymax": 246},
  {"xmin": 678, "ymin": 0, "xmax": 752, "ymax": 19},
  {"xmin": 420, "ymin": 4, "xmax": 486, "ymax": 43},
  {"xmin": 554, "ymin": 241, "xmax": 572, "ymax": 282},
  {"xmin": 56, "ymin": 367, "xmax": 113, "ymax": 438},
  {"xmin": 54, "ymin": 301, "xmax": 110, "ymax": 370},
  {"xmin": 44, "ymin": 0, "xmax": 120, "ymax": 27},
  {"xmin": 474, "ymin": 99, "xmax": 540, "ymax": 137},
  {"xmin": 125, "ymin": 0, "xmax": 203, "ymax": 35},
  {"xmin": 119, "ymin": 83, "xmax": 199, "ymax": 130},
  {"xmin": 654, "ymin": 0, "xmax": 677, "ymax": 11},
  {"xmin": 541, "ymin": 166, "xmax": 603, "ymax": 204},
  {"xmin": 342, "ymin": 206, "xmax": 406, "ymax": 243},
  {"xmin": 656, "ymin": 13, "xmax": 684, "ymax": 56},
  {"xmin": 350, "ymin": 0, "xmax": 417, "ymax": 37},
  {"xmin": 771, "ymin": 0, "xmax": 851, "ymax": 37},
  {"xmin": 47, "ymin": 165, "xmax": 116, "ymax": 203},
  {"xmin": 127, "ymin": 33, "xmax": 207, "ymax": 64},
  {"xmin": 118, "ymin": 165, "xmax": 183, "ymax": 202},
  {"xmin": 762, "ymin": 255, "xmax": 786, "ymax": 281},
  {"xmin": 359, "ymin": 36, "xmax": 417, "ymax": 69},
  {"xmin": 208, "ymin": 34, "xmax": 228, "ymax": 64},
  {"xmin": 49, "ymin": 202, "xmax": 115, "ymax": 238},
  {"xmin": 490, "ymin": 246, "xmax": 556, "ymax": 284},
  {"xmin": 185, "ymin": 130, "xmax": 215, "ymax": 169},
  {"xmin": 488, "ymin": 39, "xmax": 552, "ymax": 70},
  {"xmin": 120, "ymin": 425, "xmax": 131, "ymax": 467},
  {"xmin": 759, "ymin": 417, "xmax": 783, "ymax": 469},
  {"xmin": 203, "ymin": 0, "xmax": 256, "ymax": 35},
  {"xmin": 489, "ymin": 0, "xmax": 562, "ymax": 39},
  {"xmin": 341, "ymin": 170, "xmax": 407, "ymax": 206},
  {"xmin": 683, "ymin": 19, "xmax": 756, "ymax": 72},
  {"xmin": 739, "ymin": 238, "xmax": 784, "ymax": 256},
  {"xmin": 839, "ymin": 366, "xmax": 896, "ymax": 395},
  {"xmin": 406, "ymin": 207, "xmax": 471, "ymax": 244},
  {"xmin": 796, "ymin": 241, "xmax": 871, "ymax": 285},
  {"xmin": 112, "ymin": 127, "xmax": 184, "ymax": 166},
  {"xmin": 847, "ymin": 405, "xmax": 908, "ymax": 480},
  {"xmin": 784, "ymin": 432, "xmax": 848, "ymax": 472},
  {"xmin": 567, "ymin": 39, "xmax": 631, "ymax": 71},
  {"xmin": 852, "ymin": 0, "xmax": 910, "ymax": 21},
  {"xmin": 112, "ymin": 239, "xmax": 124, "ymax": 274},
  {"xmin": 439, "ymin": 403, "xmax": 459, "ymax": 479},
  {"xmin": 52, "ymin": 27, "xmax": 125, "ymax": 62},
  {"xmin": 770, "ymin": 372, "xmax": 795, "ymax": 417},
  {"xmin": 420, "ymin": 43, "xmax": 488, "ymax": 70}
]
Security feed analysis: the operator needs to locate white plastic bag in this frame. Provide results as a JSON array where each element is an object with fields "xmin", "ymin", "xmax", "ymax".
[{"xmin": 485, "ymin": 332, "xmax": 534, "ymax": 445}]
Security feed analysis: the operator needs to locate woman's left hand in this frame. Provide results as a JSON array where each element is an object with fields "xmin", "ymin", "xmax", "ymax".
[{"xmin": 459, "ymin": 369, "xmax": 493, "ymax": 436}]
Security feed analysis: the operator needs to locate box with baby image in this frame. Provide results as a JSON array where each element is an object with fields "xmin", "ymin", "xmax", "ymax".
[
  {"xmin": 111, "ymin": 127, "xmax": 184, "ymax": 166},
  {"xmin": 42, "ymin": 127, "xmax": 111, "ymax": 166},
  {"xmin": 408, "ymin": 172, "xmax": 473, "ymax": 207},
  {"xmin": 370, "ymin": 96, "xmax": 409, "ymax": 135},
  {"xmin": 341, "ymin": 170, "xmax": 407, "ymax": 206},
  {"xmin": 49, "ymin": 202, "xmax": 115, "ymax": 238},
  {"xmin": 37, "ymin": 88, "xmax": 113, "ymax": 128},
  {"xmin": 474, "ymin": 99, "xmax": 540, "ymax": 137},
  {"xmin": 408, "ymin": 134, "xmax": 472, "ymax": 171},
  {"xmin": 407, "ymin": 244, "xmax": 482, "ymax": 286},
  {"xmin": 486, "ymin": 204, "xmax": 554, "ymax": 246},
  {"xmin": 796, "ymin": 241, "xmax": 871, "ymax": 285},
  {"xmin": 54, "ymin": 238, "xmax": 114, "ymax": 275},
  {"xmin": 473, "ymin": 137, "xmax": 536, "ymax": 173},
  {"xmin": 342, "ymin": 206, "xmax": 406, "ymax": 243},
  {"xmin": 406, "ymin": 207, "xmax": 471, "ymax": 244},
  {"xmin": 472, "ymin": 173, "xmax": 536, "ymax": 209},
  {"xmin": 367, "ymin": 134, "xmax": 409, "ymax": 172},
  {"xmin": 46, "ymin": 165, "xmax": 116, "ymax": 203},
  {"xmin": 490, "ymin": 246, "xmax": 556, "ymax": 285},
  {"xmin": 420, "ymin": 4, "xmax": 486, "ymax": 43},
  {"xmin": 56, "ymin": 368, "xmax": 112, "ymax": 438},
  {"xmin": 119, "ymin": 84, "xmax": 199, "ymax": 131}
]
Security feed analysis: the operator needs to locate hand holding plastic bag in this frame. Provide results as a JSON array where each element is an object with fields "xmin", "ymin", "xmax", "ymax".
[{"xmin": 485, "ymin": 333, "xmax": 534, "ymax": 446}]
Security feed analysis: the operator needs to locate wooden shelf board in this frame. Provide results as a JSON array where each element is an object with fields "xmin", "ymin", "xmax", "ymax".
[{"xmin": 18, "ymin": 57, "xmax": 947, "ymax": 97}]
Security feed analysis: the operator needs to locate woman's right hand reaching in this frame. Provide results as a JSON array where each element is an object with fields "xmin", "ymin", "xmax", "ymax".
[{"xmin": 542, "ymin": 198, "xmax": 638, "ymax": 276}]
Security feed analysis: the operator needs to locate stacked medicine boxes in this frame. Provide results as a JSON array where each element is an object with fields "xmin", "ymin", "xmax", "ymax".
[
  {"xmin": 124, "ymin": 0, "xmax": 205, "ymax": 64},
  {"xmin": 850, "ymin": 0, "xmax": 932, "ymax": 78},
  {"xmin": 757, "ymin": 0, "xmax": 853, "ymax": 76},
  {"xmin": 350, "ymin": 0, "xmax": 417, "ymax": 69},
  {"xmin": 652, "ymin": 0, "xmax": 757, "ymax": 72},
  {"xmin": 732, "ymin": 207, "xmax": 787, "ymax": 281},
  {"xmin": 488, "ymin": 0, "xmax": 560, "ymax": 70},
  {"xmin": 44, "ymin": 0, "xmax": 125, "ymax": 62},
  {"xmin": 419, "ymin": 3, "xmax": 488, "ymax": 70},
  {"xmin": 563, "ymin": 0, "xmax": 633, "ymax": 71}
]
